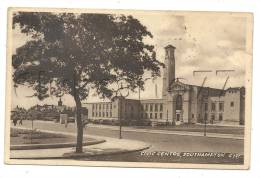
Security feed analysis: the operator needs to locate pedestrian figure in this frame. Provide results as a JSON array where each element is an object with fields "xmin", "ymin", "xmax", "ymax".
[
  {"xmin": 19, "ymin": 118, "xmax": 23, "ymax": 125},
  {"xmin": 13, "ymin": 119, "xmax": 17, "ymax": 126}
]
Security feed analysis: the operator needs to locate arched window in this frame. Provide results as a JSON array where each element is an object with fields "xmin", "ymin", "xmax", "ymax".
[{"xmin": 176, "ymin": 95, "xmax": 182, "ymax": 110}]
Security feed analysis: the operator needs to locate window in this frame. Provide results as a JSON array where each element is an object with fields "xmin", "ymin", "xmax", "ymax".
[
  {"xmin": 160, "ymin": 113, "xmax": 163, "ymax": 119},
  {"xmin": 230, "ymin": 102, "xmax": 234, "ymax": 107},
  {"xmin": 211, "ymin": 103, "xmax": 216, "ymax": 111},
  {"xmin": 102, "ymin": 112, "xmax": 105, "ymax": 117},
  {"xmin": 99, "ymin": 104, "xmax": 101, "ymax": 109},
  {"xmin": 176, "ymin": 114, "xmax": 180, "ymax": 121},
  {"xmin": 150, "ymin": 113, "xmax": 153, "ymax": 119},
  {"xmin": 99, "ymin": 112, "xmax": 101, "ymax": 117},
  {"xmin": 92, "ymin": 105, "xmax": 95, "ymax": 109},
  {"xmin": 219, "ymin": 102, "xmax": 224, "ymax": 111},
  {"xmin": 92, "ymin": 112, "xmax": 94, "ymax": 117},
  {"xmin": 160, "ymin": 104, "xmax": 163, "ymax": 111},
  {"xmin": 211, "ymin": 114, "xmax": 215, "ymax": 120},
  {"xmin": 140, "ymin": 113, "xmax": 143, "ymax": 118},
  {"xmin": 106, "ymin": 104, "xmax": 108, "ymax": 109},
  {"xmin": 141, "ymin": 105, "xmax": 144, "ymax": 111},
  {"xmin": 204, "ymin": 103, "xmax": 208, "ymax": 111},
  {"xmin": 219, "ymin": 113, "xmax": 223, "ymax": 121},
  {"xmin": 110, "ymin": 112, "xmax": 112, "ymax": 117},
  {"xmin": 155, "ymin": 104, "xmax": 158, "ymax": 111},
  {"xmin": 145, "ymin": 104, "xmax": 148, "ymax": 111},
  {"xmin": 192, "ymin": 114, "xmax": 194, "ymax": 119},
  {"xmin": 96, "ymin": 112, "xmax": 98, "ymax": 117},
  {"xmin": 106, "ymin": 112, "xmax": 108, "ymax": 117},
  {"xmin": 110, "ymin": 104, "xmax": 112, "ymax": 109},
  {"xmin": 204, "ymin": 113, "xmax": 208, "ymax": 121},
  {"xmin": 176, "ymin": 95, "xmax": 183, "ymax": 110},
  {"xmin": 150, "ymin": 104, "xmax": 153, "ymax": 112},
  {"xmin": 145, "ymin": 113, "xmax": 148, "ymax": 119},
  {"xmin": 155, "ymin": 113, "xmax": 158, "ymax": 119}
]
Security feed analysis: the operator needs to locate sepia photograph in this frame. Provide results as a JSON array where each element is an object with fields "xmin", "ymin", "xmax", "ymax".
[{"xmin": 5, "ymin": 8, "xmax": 253, "ymax": 169}]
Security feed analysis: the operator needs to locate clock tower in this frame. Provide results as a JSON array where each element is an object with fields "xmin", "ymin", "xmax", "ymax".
[{"xmin": 162, "ymin": 45, "xmax": 176, "ymax": 99}]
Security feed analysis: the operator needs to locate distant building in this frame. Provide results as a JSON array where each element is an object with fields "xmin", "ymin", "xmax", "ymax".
[{"xmin": 83, "ymin": 45, "xmax": 245, "ymax": 126}]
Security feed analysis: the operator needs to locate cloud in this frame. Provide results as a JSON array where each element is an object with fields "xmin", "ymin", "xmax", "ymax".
[{"xmin": 11, "ymin": 12, "xmax": 251, "ymax": 107}]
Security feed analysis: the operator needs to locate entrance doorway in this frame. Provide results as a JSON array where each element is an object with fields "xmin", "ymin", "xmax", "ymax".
[
  {"xmin": 175, "ymin": 95, "xmax": 183, "ymax": 123},
  {"xmin": 176, "ymin": 113, "xmax": 180, "ymax": 121}
]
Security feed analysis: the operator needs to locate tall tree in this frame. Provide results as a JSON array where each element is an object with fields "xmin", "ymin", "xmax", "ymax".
[{"xmin": 12, "ymin": 12, "xmax": 163, "ymax": 152}]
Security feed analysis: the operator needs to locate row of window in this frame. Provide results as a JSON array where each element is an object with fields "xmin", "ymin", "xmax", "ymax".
[
  {"xmin": 140, "ymin": 112, "xmax": 163, "ymax": 119},
  {"xmin": 92, "ymin": 111, "xmax": 163, "ymax": 120},
  {"xmin": 141, "ymin": 103, "xmax": 163, "ymax": 112},
  {"xmin": 228, "ymin": 90, "xmax": 238, "ymax": 94},
  {"xmin": 204, "ymin": 113, "xmax": 223, "ymax": 121},
  {"xmin": 91, "ymin": 103, "xmax": 164, "ymax": 112},
  {"xmin": 92, "ymin": 103, "xmax": 112, "ymax": 110},
  {"xmin": 92, "ymin": 111, "xmax": 112, "ymax": 118},
  {"xmin": 204, "ymin": 101, "xmax": 235, "ymax": 112},
  {"xmin": 204, "ymin": 102, "xmax": 225, "ymax": 112}
]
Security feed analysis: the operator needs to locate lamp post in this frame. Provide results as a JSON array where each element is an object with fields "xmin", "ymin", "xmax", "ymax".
[
  {"xmin": 204, "ymin": 115, "xmax": 207, "ymax": 136},
  {"xmin": 203, "ymin": 87, "xmax": 210, "ymax": 137},
  {"xmin": 119, "ymin": 96, "xmax": 122, "ymax": 139},
  {"xmin": 193, "ymin": 70, "xmax": 213, "ymax": 137},
  {"xmin": 116, "ymin": 82, "xmax": 129, "ymax": 139}
]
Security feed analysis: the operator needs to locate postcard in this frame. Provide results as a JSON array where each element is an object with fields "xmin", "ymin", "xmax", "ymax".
[{"xmin": 5, "ymin": 7, "xmax": 253, "ymax": 169}]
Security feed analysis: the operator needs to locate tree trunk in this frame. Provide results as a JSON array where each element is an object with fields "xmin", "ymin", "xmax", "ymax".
[
  {"xmin": 74, "ymin": 93, "xmax": 83, "ymax": 153},
  {"xmin": 72, "ymin": 72, "xmax": 84, "ymax": 153}
]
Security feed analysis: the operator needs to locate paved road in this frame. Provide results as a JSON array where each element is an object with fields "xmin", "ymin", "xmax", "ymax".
[
  {"xmin": 87, "ymin": 124, "xmax": 244, "ymax": 139},
  {"xmin": 86, "ymin": 126, "xmax": 244, "ymax": 154},
  {"xmin": 16, "ymin": 120, "xmax": 244, "ymax": 154}
]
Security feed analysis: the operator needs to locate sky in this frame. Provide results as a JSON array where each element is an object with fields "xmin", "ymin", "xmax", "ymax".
[{"xmin": 11, "ymin": 11, "xmax": 252, "ymax": 109}]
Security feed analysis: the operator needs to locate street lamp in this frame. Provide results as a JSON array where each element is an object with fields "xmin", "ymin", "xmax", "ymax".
[
  {"xmin": 119, "ymin": 98, "xmax": 122, "ymax": 139},
  {"xmin": 204, "ymin": 114, "xmax": 207, "ymax": 136},
  {"xmin": 203, "ymin": 87, "xmax": 209, "ymax": 137},
  {"xmin": 193, "ymin": 70, "xmax": 212, "ymax": 137},
  {"xmin": 116, "ymin": 82, "xmax": 129, "ymax": 139}
]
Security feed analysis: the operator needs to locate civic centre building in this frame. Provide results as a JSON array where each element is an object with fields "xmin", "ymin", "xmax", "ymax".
[{"xmin": 84, "ymin": 45, "xmax": 245, "ymax": 126}]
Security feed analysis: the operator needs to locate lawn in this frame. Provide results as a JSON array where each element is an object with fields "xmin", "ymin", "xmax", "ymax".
[{"xmin": 10, "ymin": 128, "xmax": 93, "ymax": 145}]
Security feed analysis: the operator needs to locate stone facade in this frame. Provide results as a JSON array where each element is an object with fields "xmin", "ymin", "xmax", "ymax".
[{"xmin": 83, "ymin": 45, "xmax": 245, "ymax": 126}]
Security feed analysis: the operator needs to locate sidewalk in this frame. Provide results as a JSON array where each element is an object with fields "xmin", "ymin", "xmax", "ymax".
[
  {"xmin": 21, "ymin": 120, "xmax": 244, "ymax": 140},
  {"xmin": 195, "ymin": 123, "xmax": 245, "ymax": 128},
  {"xmin": 10, "ymin": 127, "xmax": 150, "ymax": 159},
  {"xmin": 87, "ymin": 124, "xmax": 244, "ymax": 140}
]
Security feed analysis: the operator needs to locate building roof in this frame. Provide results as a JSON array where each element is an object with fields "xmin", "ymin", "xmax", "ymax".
[
  {"xmin": 173, "ymin": 81, "xmax": 244, "ymax": 97},
  {"xmin": 164, "ymin": 44, "xmax": 176, "ymax": 49}
]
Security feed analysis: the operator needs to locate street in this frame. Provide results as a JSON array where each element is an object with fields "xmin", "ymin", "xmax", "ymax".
[
  {"xmin": 17, "ymin": 120, "xmax": 244, "ymax": 154},
  {"xmin": 87, "ymin": 127, "xmax": 243, "ymax": 154}
]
